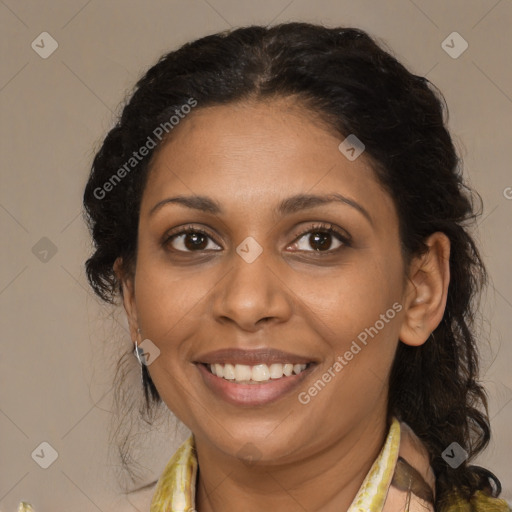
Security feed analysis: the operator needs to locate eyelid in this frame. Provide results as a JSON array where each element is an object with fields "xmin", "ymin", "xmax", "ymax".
[
  {"xmin": 288, "ymin": 222, "xmax": 352, "ymax": 252},
  {"xmin": 162, "ymin": 222, "xmax": 352, "ymax": 253},
  {"xmin": 291, "ymin": 222, "xmax": 351, "ymax": 243},
  {"xmin": 163, "ymin": 224, "xmax": 222, "ymax": 251}
]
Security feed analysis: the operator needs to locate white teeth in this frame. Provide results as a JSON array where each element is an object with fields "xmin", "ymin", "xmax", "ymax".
[
  {"xmin": 223, "ymin": 363, "xmax": 235, "ymax": 380},
  {"xmin": 293, "ymin": 364, "xmax": 306, "ymax": 375},
  {"xmin": 252, "ymin": 364, "xmax": 270, "ymax": 382},
  {"xmin": 283, "ymin": 364, "xmax": 293, "ymax": 377},
  {"xmin": 269, "ymin": 363, "xmax": 283, "ymax": 379},
  {"xmin": 214, "ymin": 364, "xmax": 224, "ymax": 378},
  {"xmin": 234, "ymin": 364, "xmax": 252, "ymax": 381},
  {"xmin": 207, "ymin": 362, "xmax": 308, "ymax": 382}
]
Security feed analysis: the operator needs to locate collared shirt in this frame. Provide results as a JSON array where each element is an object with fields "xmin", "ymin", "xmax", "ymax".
[
  {"xmin": 16, "ymin": 417, "xmax": 510, "ymax": 511},
  {"xmin": 148, "ymin": 417, "xmax": 510, "ymax": 512},
  {"xmin": 149, "ymin": 417, "xmax": 432, "ymax": 512}
]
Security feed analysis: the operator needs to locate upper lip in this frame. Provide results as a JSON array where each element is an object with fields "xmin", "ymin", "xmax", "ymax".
[{"xmin": 194, "ymin": 348, "xmax": 314, "ymax": 366}]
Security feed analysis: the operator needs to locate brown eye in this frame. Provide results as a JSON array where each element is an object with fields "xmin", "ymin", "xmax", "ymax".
[
  {"xmin": 308, "ymin": 231, "xmax": 338, "ymax": 251},
  {"xmin": 297, "ymin": 231, "xmax": 342, "ymax": 251},
  {"xmin": 289, "ymin": 224, "xmax": 350, "ymax": 253},
  {"xmin": 165, "ymin": 228, "xmax": 222, "ymax": 252}
]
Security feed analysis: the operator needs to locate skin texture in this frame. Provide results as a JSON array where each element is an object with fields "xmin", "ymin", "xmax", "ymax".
[{"xmin": 117, "ymin": 99, "xmax": 450, "ymax": 512}]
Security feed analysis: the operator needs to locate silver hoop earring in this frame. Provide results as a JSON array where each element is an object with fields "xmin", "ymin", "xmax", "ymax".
[
  {"xmin": 134, "ymin": 339, "xmax": 143, "ymax": 365},
  {"xmin": 133, "ymin": 335, "xmax": 144, "ymax": 388}
]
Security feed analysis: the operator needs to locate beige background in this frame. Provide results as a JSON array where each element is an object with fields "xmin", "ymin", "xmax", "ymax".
[{"xmin": 1, "ymin": 0, "xmax": 511, "ymax": 510}]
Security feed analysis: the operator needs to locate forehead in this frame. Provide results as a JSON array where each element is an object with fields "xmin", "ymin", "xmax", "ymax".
[{"xmin": 141, "ymin": 100, "xmax": 396, "ymax": 225}]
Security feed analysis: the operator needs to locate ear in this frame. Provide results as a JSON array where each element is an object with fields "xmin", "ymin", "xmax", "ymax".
[
  {"xmin": 114, "ymin": 257, "xmax": 139, "ymax": 343},
  {"xmin": 399, "ymin": 232, "xmax": 451, "ymax": 347}
]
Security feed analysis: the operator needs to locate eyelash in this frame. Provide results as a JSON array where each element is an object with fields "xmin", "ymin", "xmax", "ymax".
[
  {"xmin": 163, "ymin": 222, "xmax": 351, "ymax": 255},
  {"xmin": 292, "ymin": 223, "xmax": 352, "ymax": 253}
]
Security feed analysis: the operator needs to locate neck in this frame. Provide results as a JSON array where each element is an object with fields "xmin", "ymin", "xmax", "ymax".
[{"xmin": 195, "ymin": 407, "xmax": 389, "ymax": 512}]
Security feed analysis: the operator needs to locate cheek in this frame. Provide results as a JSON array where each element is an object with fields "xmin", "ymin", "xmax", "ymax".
[
  {"xmin": 131, "ymin": 252, "xmax": 211, "ymax": 424},
  {"xmin": 132, "ymin": 244, "xmax": 213, "ymax": 344},
  {"xmin": 298, "ymin": 289, "xmax": 401, "ymax": 430},
  {"xmin": 297, "ymin": 252, "xmax": 403, "ymax": 344},
  {"xmin": 297, "ymin": 251, "xmax": 403, "ymax": 400}
]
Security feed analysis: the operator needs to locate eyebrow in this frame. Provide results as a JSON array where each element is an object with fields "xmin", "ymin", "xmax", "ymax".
[{"xmin": 149, "ymin": 193, "xmax": 373, "ymax": 225}]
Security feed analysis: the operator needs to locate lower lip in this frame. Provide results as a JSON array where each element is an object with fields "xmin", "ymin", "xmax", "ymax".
[{"xmin": 196, "ymin": 363, "xmax": 313, "ymax": 406}]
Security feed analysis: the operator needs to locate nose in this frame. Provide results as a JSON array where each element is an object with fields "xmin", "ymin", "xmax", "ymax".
[{"xmin": 212, "ymin": 250, "xmax": 293, "ymax": 332}]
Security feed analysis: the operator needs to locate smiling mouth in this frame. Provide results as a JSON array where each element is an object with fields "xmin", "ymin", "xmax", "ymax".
[{"xmin": 204, "ymin": 362, "xmax": 310, "ymax": 384}]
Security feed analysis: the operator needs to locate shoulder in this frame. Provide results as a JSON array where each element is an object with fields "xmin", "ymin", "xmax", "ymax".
[
  {"xmin": 17, "ymin": 504, "xmax": 35, "ymax": 512},
  {"xmin": 441, "ymin": 490, "xmax": 511, "ymax": 511},
  {"xmin": 469, "ymin": 491, "xmax": 511, "ymax": 511},
  {"xmin": 16, "ymin": 482, "xmax": 159, "ymax": 511}
]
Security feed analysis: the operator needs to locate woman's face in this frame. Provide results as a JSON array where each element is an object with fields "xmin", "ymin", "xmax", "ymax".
[{"xmin": 124, "ymin": 99, "xmax": 411, "ymax": 463}]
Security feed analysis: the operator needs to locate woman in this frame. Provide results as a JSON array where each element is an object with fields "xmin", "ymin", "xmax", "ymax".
[{"xmin": 21, "ymin": 22, "xmax": 509, "ymax": 511}]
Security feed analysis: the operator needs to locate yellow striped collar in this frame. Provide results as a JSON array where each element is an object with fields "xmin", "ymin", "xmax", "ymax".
[
  {"xmin": 149, "ymin": 418, "xmax": 401, "ymax": 512},
  {"xmin": 17, "ymin": 417, "xmax": 511, "ymax": 511}
]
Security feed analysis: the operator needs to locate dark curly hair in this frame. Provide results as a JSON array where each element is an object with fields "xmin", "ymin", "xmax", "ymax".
[{"xmin": 83, "ymin": 22, "xmax": 502, "ymax": 509}]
